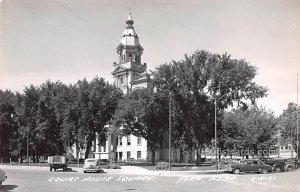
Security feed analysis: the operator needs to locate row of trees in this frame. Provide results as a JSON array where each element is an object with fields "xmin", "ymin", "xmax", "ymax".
[
  {"xmin": 0, "ymin": 78, "xmax": 122, "ymax": 162},
  {"xmin": 0, "ymin": 50, "xmax": 298, "ymax": 164}
]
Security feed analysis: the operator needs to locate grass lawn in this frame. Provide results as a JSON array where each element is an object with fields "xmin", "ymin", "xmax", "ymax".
[{"xmin": 121, "ymin": 162, "xmax": 217, "ymax": 171}]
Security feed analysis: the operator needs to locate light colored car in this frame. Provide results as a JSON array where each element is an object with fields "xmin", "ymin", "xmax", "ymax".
[{"xmin": 83, "ymin": 158, "xmax": 102, "ymax": 173}]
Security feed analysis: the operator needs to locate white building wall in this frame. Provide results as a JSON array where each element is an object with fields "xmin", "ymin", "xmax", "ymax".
[{"xmin": 116, "ymin": 134, "xmax": 147, "ymax": 161}]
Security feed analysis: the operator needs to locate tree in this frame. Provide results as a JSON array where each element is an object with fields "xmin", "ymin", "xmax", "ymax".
[
  {"xmin": 220, "ymin": 106, "xmax": 277, "ymax": 158},
  {"xmin": 0, "ymin": 90, "xmax": 18, "ymax": 161},
  {"xmin": 76, "ymin": 77, "xmax": 122, "ymax": 158},
  {"xmin": 14, "ymin": 85, "xmax": 40, "ymax": 161},
  {"xmin": 113, "ymin": 87, "xmax": 169, "ymax": 165},
  {"xmin": 278, "ymin": 103, "xmax": 300, "ymax": 157},
  {"xmin": 152, "ymin": 50, "xmax": 268, "ymax": 164}
]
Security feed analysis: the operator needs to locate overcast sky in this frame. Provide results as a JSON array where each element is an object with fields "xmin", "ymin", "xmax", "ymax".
[{"xmin": 0, "ymin": 0, "xmax": 299, "ymax": 116}]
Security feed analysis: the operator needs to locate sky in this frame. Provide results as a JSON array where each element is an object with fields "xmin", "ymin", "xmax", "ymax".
[{"xmin": 0, "ymin": 0, "xmax": 299, "ymax": 116}]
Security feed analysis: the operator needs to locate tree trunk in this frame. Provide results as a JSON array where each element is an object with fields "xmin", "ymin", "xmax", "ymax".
[
  {"xmin": 85, "ymin": 138, "xmax": 93, "ymax": 159},
  {"xmin": 151, "ymin": 148, "xmax": 155, "ymax": 165},
  {"xmin": 179, "ymin": 148, "xmax": 183, "ymax": 163},
  {"xmin": 196, "ymin": 144, "xmax": 202, "ymax": 166},
  {"xmin": 75, "ymin": 142, "xmax": 79, "ymax": 159},
  {"xmin": 189, "ymin": 146, "xmax": 193, "ymax": 163},
  {"xmin": 112, "ymin": 134, "xmax": 117, "ymax": 161}
]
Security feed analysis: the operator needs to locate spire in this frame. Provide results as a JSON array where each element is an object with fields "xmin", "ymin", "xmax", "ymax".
[{"xmin": 126, "ymin": 13, "xmax": 134, "ymax": 29}]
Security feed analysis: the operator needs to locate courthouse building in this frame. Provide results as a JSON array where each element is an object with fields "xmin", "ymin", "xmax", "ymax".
[
  {"xmin": 93, "ymin": 13, "xmax": 151, "ymax": 161},
  {"xmin": 74, "ymin": 13, "xmax": 195, "ymax": 163}
]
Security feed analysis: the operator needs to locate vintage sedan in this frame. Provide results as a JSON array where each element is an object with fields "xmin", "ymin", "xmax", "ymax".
[
  {"xmin": 226, "ymin": 159, "xmax": 273, "ymax": 174},
  {"xmin": 83, "ymin": 158, "xmax": 102, "ymax": 173},
  {"xmin": 0, "ymin": 169, "xmax": 7, "ymax": 186}
]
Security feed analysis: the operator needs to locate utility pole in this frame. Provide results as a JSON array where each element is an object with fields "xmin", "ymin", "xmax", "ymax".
[
  {"xmin": 297, "ymin": 73, "xmax": 299, "ymax": 160},
  {"xmin": 169, "ymin": 93, "xmax": 172, "ymax": 171},
  {"xmin": 27, "ymin": 127, "xmax": 29, "ymax": 166},
  {"xmin": 214, "ymin": 98, "xmax": 218, "ymax": 171}
]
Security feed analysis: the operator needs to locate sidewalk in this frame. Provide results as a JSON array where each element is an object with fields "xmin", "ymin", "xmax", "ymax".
[{"xmin": 0, "ymin": 164, "xmax": 225, "ymax": 176}]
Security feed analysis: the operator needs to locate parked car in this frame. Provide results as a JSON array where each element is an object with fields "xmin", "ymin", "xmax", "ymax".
[
  {"xmin": 260, "ymin": 157, "xmax": 285, "ymax": 172},
  {"xmin": 23, "ymin": 158, "xmax": 33, "ymax": 163},
  {"xmin": 48, "ymin": 156, "xmax": 68, "ymax": 171},
  {"xmin": 0, "ymin": 169, "xmax": 7, "ymax": 186},
  {"xmin": 226, "ymin": 159, "xmax": 273, "ymax": 174},
  {"xmin": 260, "ymin": 157, "xmax": 296, "ymax": 172},
  {"xmin": 98, "ymin": 159, "xmax": 120, "ymax": 169},
  {"xmin": 83, "ymin": 158, "xmax": 102, "ymax": 173},
  {"xmin": 284, "ymin": 158, "xmax": 296, "ymax": 171},
  {"xmin": 285, "ymin": 158, "xmax": 299, "ymax": 169}
]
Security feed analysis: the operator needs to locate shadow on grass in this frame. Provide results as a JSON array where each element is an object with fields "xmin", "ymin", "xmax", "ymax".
[
  {"xmin": 0, "ymin": 185, "xmax": 18, "ymax": 192},
  {"xmin": 83, "ymin": 170, "xmax": 107, "ymax": 174},
  {"xmin": 51, "ymin": 168, "xmax": 77, "ymax": 172}
]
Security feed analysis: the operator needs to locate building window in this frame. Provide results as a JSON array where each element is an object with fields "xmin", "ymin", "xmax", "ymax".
[
  {"xmin": 118, "ymin": 135, "xmax": 122, "ymax": 146},
  {"xmin": 137, "ymin": 151, "xmax": 141, "ymax": 159},
  {"xmin": 127, "ymin": 151, "xmax": 131, "ymax": 160},
  {"xmin": 129, "ymin": 53, "xmax": 132, "ymax": 60},
  {"xmin": 120, "ymin": 77, "xmax": 124, "ymax": 85},
  {"xmin": 137, "ymin": 137, "xmax": 142, "ymax": 146},
  {"xmin": 127, "ymin": 135, "xmax": 131, "ymax": 146}
]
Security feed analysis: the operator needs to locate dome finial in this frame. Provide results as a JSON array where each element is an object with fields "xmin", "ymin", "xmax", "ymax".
[{"xmin": 126, "ymin": 13, "xmax": 134, "ymax": 28}]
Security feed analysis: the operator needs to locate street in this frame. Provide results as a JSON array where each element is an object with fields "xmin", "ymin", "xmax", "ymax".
[{"xmin": 0, "ymin": 168, "xmax": 300, "ymax": 192}]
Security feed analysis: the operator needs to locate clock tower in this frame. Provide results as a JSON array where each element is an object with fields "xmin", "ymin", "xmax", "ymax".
[{"xmin": 112, "ymin": 13, "xmax": 148, "ymax": 94}]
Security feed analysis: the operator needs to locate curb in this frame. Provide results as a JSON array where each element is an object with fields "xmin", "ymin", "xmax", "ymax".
[
  {"xmin": 0, "ymin": 165, "xmax": 49, "ymax": 171},
  {"xmin": 0, "ymin": 165, "xmax": 226, "ymax": 176},
  {"xmin": 156, "ymin": 170, "xmax": 226, "ymax": 176}
]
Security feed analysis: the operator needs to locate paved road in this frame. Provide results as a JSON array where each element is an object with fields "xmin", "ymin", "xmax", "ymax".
[{"xmin": 0, "ymin": 168, "xmax": 300, "ymax": 192}]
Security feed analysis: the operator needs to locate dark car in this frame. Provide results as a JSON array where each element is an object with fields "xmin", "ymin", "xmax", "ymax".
[
  {"xmin": 260, "ymin": 157, "xmax": 296, "ymax": 172},
  {"xmin": 285, "ymin": 158, "xmax": 298, "ymax": 168},
  {"xmin": 260, "ymin": 157, "xmax": 285, "ymax": 172},
  {"xmin": 284, "ymin": 158, "xmax": 297, "ymax": 171},
  {"xmin": 48, "ymin": 156, "xmax": 68, "ymax": 171},
  {"xmin": 226, "ymin": 159, "xmax": 273, "ymax": 174},
  {"xmin": 0, "ymin": 169, "xmax": 7, "ymax": 186}
]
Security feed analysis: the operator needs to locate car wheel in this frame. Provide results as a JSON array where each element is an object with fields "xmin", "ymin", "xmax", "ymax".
[
  {"xmin": 287, "ymin": 166, "xmax": 293, "ymax": 172},
  {"xmin": 233, "ymin": 169, "xmax": 240, "ymax": 174},
  {"xmin": 50, "ymin": 167, "xmax": 52, "ymax": 171},
  {"xmin": 261, "ymin": 169, "xmax": 268, "ymax": 174},
  {"xmin": 54, "ymin": 168, "xmax": 57, "ymax": 172},
  {"xmin": 0, "ymin": 181, "xmax": 2, "ymax": 186},
  {"xmin": 275, "ymin": 167, "xmax": 281, "ymax": 172}
]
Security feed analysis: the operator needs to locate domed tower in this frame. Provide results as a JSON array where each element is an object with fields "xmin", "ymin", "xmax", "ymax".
[{"xmin": 112, "ymin": 13, "xmax": 148, "ymax": 94}]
